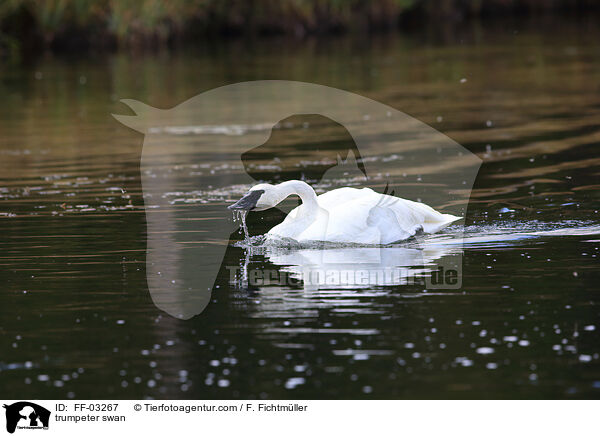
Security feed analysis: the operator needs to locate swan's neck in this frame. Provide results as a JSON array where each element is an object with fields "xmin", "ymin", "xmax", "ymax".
[{"xmin": 276, "ymin": 180, "xmax": 319, "ymax": 217}]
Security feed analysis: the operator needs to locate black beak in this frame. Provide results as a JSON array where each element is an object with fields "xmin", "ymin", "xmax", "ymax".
[{"xmin": 228, "ymin": 190, "xmax": 264, "ymax": 211}]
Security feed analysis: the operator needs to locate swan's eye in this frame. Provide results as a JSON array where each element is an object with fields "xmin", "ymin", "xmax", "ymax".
[{"xmin": 228, "ymin": 189, "xmax": 265, "ymax": 210}]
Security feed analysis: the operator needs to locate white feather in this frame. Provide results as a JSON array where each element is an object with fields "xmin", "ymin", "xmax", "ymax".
[{"xmin": 243, "ymin": 181, "xmax": 460, "ymax": 245}]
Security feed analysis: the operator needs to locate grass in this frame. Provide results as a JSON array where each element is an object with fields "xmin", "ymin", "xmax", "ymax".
[{"xmin": 0, "ymin": 0, "xmax": 598, "ymax": 54}]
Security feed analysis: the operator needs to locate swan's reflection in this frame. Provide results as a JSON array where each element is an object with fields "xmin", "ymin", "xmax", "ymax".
[{"xmin": 236, "ymin": 243, "xmax": 459, "ymax": 291}]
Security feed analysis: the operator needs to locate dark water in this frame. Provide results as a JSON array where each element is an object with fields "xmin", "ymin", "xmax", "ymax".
[{"xmin": 1, "ymin": 24, "xmax": 600, "ymax": 399}]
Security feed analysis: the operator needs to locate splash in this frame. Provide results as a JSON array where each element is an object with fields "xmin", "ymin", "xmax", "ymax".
[
  {"xmin": 232, "ymin": 209, "xmax": 250, "ymax": 240},
  {"xmin": 231, "ymin": 221, "xmax": 600, "ymax": 250},
  {"xmin": 409, "ymin": 221, "xmax": 600, "ymax": 249}
]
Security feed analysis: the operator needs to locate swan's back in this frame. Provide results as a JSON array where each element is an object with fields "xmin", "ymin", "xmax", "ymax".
[{"xmin": 272, "ymin": 186, "xmax": 460, "ymax": 244}]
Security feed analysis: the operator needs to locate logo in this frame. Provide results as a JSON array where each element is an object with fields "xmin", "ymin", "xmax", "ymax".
[
  {"xmin": 113, "ymin": 81, "xmax": 481, "ymax": 319},
  {"xmin": 3, "ymin": 402, "xmax": 50, "ymax": 434}
]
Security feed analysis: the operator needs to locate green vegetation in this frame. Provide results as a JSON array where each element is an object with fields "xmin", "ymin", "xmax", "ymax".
[{"xmin": 0, "ymin": 0, "xmax": 598, "ymax": 54}]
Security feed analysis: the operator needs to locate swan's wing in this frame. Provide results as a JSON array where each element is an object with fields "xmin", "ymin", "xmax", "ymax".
[
  {"xmin": 366, "ymin": 205, "xmax": 418, "ymax": 243},
  {"xmin": 343, "ymin": 190, "xmax": 460, "ymax": 242},
  {"xmin": 314, "ymin": 191, "xmax": 388, "ymax": 243},
  {"xmin": 315, "ymin": 199, "xmax": 381, "ymax": 244},
  {"xmin": 315, "ymin": 187, "xmax": 372, "ymax": 210},
  {"xmin": 285, "ymin": 186, "xmax": 370, "ymax": 224},
  {"xmin": 386, "ymin": 196, "xmax": 460, "ymax": 233},
  {"xmin": 289, "ymin": 187, "xmax": 459, "ymax": 243}
]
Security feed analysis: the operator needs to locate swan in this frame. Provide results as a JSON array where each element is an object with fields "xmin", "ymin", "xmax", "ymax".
[{"xmin": 228, "ymin": 180, "xmax": 460, "ymax": 245}]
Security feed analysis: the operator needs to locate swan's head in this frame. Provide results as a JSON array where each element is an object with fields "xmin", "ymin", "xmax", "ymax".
[{"xmin": 228, "ymin": 183, "xmax": 278, "ymax": 211}]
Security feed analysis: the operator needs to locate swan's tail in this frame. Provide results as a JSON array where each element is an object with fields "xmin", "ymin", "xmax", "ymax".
[{"xmin": 421, "ymin": 213, "xmax": 461, "ymax": 234}]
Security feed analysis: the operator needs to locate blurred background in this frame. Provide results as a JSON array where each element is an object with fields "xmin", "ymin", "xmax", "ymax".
[{"xmin": 1, "ymin": 0, "xmax": 600, "ymax": 56}]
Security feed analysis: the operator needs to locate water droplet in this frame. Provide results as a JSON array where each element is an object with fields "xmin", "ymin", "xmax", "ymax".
[{"xmin": 285, "ymin": 377, "xmax": 305, "ymax": 389}]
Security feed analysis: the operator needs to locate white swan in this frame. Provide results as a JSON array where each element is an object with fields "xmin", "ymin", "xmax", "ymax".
[{"xmin": 228, "ymin": 180, "xmax": 460, "ymax": 245}]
